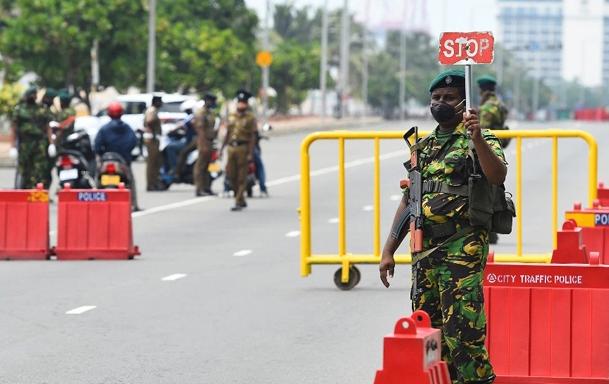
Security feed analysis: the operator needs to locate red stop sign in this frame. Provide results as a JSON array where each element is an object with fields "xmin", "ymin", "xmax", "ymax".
[{"xmin": 438, "ymin": 32, "xmax": 495, "ymax": 65}]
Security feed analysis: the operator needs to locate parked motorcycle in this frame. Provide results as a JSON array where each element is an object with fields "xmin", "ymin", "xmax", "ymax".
[{"xmin": 54, "ymin": 127, "xmax": 97, "ymax": 189}]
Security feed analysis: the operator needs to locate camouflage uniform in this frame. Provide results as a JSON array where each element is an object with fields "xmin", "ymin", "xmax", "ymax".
[
  {"xmin": 405, "ymin": 122, "xmax": 505, "ymax": 383},
  {"xmin": 12, "ymin": 102, "xmax": 51, "ymax": 189},
  {"xmin": 479, "ymin": 92, "xmax": 509, "ymax": 148}
]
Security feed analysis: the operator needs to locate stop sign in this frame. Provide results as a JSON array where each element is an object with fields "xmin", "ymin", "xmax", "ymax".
[{"xmin": 438, "ymin": 32, "xmax": 495, "ymax": 65}]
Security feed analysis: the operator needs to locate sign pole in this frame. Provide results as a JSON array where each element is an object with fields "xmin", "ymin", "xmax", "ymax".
[{"xmin": 465, "ymin": 63, "xmax": 472, "ymax": 113}]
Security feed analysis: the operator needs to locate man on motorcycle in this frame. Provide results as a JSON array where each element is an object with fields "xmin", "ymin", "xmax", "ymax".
[
  {"xmin": 163, "ymin": 99, "xmax": 197, "ymax": 186},
  {"xmin": 94, "ymin": 101, "xmax": 140, "ymax": 211}
]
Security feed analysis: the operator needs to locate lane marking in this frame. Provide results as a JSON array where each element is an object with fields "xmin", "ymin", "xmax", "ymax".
[
  {"xmin": 161, "ymin": 273, "xmax": 187, "ymax": 281},
  {"xmin": 390, "ymin": 194, "xmax": 402, "ymax": 201},
  {"xmin": 328, "ymin": 217, "xmax": 339, "ymax": 224},
  {"xmin": 285, "ymin": 230, "xmax": 300, "ymax": 238},
  {"xmin": 363, "ymin": 205, "xmax": 374, "ymax": 211},
  {"xmin": 131, "ymin": 150, "xmax": 405, "ymax": 218},
  {"xmin": 233, "ymin": 249, "xmax": 252, "ymax": 257},
  {"xmin": 66, "ymin": 306, "xmax": 96, "ymax": 315}
]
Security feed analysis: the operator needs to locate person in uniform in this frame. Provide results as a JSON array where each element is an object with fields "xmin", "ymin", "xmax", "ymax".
[
  {"xmin": 54, "ymin": 90, "xmax": 77, "ymax": 149},
  {"xmin": 194, "ymin": 93, "xmax": 219, "ymax": 196},
  {"xmin": 379, "ymin": 69, "xmax": 506, "ymax": 384},
  {"xmin": 477, "ymin": 75, "xmax": 509, "ymax": 148},
  {"xmin": 220, "ymin": 89, "xmax": 257, "ymax": 211},
  {"xmin": 9, "ymin": 86, "xmax": 53, "ymax": 189},
  {"xmin": 144, "ymin": 95, "xmax": 165, "ymax": 191}
]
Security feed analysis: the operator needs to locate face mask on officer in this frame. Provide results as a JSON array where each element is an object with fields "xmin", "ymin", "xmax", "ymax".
[{"xmin": 430, "ymin": 98, "xmax": 465, "ymax": 124}]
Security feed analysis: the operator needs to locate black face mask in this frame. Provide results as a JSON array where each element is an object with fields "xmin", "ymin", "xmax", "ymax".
[{"xmin": 430, "ymin": 99, "xmax": 465, "ymax": 124}]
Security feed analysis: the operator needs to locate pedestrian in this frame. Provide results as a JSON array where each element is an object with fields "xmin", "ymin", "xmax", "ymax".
[
  {"xmin": 219, "ymin": 89, "xmax": 257, "ymax": 211},
  {"xmin": 144, "ymin": 94, "xmax": 166, "ymax": 191},
  {"xmin": 477, "ymin": 75, "xmax": 510, "ymax": 148},
  {"xmin": 194, "ymin": 93, "xmax": 219, "ymax": 196},
  {"xmin": 9, "ymin": 86, "xmax": 53, "ymax": 189},
  {"xmin": 379, "ymin": 68, "xmax": 507, "ymax": 384},
  {"xmin": 94, "ymin": 102, "xmax": 140, "ymax": 211}
]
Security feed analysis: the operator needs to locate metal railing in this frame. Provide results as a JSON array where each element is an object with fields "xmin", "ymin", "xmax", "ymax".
[{"xmin": 299, "ymin": 130, "xmax": 598, "ymax": 287}]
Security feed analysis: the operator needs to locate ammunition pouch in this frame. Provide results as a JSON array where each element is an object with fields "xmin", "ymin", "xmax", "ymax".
[{"xmin": 423, "ymin": 219, "xmax": 469, "ymax": 240}]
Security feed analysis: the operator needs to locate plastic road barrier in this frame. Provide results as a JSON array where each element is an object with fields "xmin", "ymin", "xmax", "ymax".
[
  {"xmin": 374, "ymin": 310, "xmax": 451, "ymax": 384},
  {"xmin": 0, "ymin": 184, "xmax": 50, "ymax": 260},
  {"xmin": 565, "ymin": 202, "xmax": 609, "ymax": 264},
  {"xmin": 55, "ymin": 185, "xmax": 140, "ymax": 260},
  {"xmin": 484, "ymin": 262, "xmax": 609, "ymax": 383}
]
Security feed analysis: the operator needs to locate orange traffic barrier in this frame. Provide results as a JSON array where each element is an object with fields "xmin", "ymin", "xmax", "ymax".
[
  {"xmin": 55, "ymin": 184, "xmax": 140, "ymax": 260},
  {"xmin": 598, "ymin": 182, "xmax": 609, "ymax": 207},
  {"xmin": 484, "ymin": 262, "xmax": 609, "ymax": 383},
  {"xmin": 0, "ymin": 184, "xmax": 50, "ymax": 260},
  {"xmin": 565, "ymin": 203, "xmax": 609, "ymax": 264},
  {"xmin": 374, "ymin": 310, "xmax": 451, "ymax": 384},
  {"xmin": 552, "ymin": 220, "xmax": 589, "ymax": 264}
]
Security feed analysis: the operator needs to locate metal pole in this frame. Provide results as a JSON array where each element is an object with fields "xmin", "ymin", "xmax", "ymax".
[
  {"xmin": 532, "ymin": 52, "xmax": 540, "ymax": 118},
  {"xmin": 320, "ymin": 0, "xmax": 328, "ymax": 119},
  {"xmin": 362, "ymin": 0, "xmax": 370, "ymax": 118},
  {"xmin": 339, "ymin": 0, "xmax": 349, "ymax": 118},
  {"xmin": 262, "ymin": 0, "xmax": 271, "ymax": 123},
  {"xmin": 465, "ymin": 64, "xmax": 472, "ymax": 113},
  {"xmin": 91, "ymin": 39, "xmax": 99, "ymax": 92},
  {"xmin": 146, "ymin": 0, "xmax": 156, "ymax": 93},
  {"xmin": 399, "ymin": 0, "xmax": 407, "ymax": 120}
]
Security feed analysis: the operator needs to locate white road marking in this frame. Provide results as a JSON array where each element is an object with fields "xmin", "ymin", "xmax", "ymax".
[
  {"xmin": 285, "ymin": 230, "xmax": 300, "ymax": 238},
  {"xmin": 66, "ymin": 306, "xmax": 96, "ymax": 315},
  {"xmin": 328, "ymin": 217, "xmax": 339, "ymax": 224},
  {"xmin": 390, "ymin": 194, "xmax": 402, "ymax": 201},
  {"xmin": 362, "ymin": 205, "xmax": 374, "ymax": 211},
  {"xmin": 161, "ymin": 273, "xmax": 187, "ymax": 281},
  {"xmin": 233, "ymin": 249, "xmax": 253, "ymax": 257},
  {"xmin": 131, "ymin": 150, "xmax": 405, "ymax": 218}
]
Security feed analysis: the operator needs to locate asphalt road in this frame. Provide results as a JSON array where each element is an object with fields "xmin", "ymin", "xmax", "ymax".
[{"xmin": 0, "ymin": 118, "xmax": 606, "ymax": 383}]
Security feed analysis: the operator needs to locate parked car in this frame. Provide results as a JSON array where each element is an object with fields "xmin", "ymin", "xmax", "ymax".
[{"xmin": 75, "ymin": 93, "xmax": 196, "ymax": 159}]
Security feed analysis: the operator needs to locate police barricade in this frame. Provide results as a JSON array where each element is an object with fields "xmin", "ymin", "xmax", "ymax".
[
  {"xmin": 0, "ymin": 184, "xmax": 50, "ymax": 260},
  {"xmin": 562, "ymin": 202, "xmax": 609, "ymax": 264},
  {"xmin": 55, "ymin": 184, "xmax": 140, "ymax": 260},
  {"xmin": 484, "ymin": 260, "xmax": 609, "ymax": 383},
  {"xmin": 374, "ymin": 311, "xmax": 451, "ymax": 384},
  {"xmin": 299, "ymin": 130, "xmax": 598, "ymax": 289}
]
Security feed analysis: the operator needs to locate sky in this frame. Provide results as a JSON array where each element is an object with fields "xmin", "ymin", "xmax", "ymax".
[{"xmin": 245, "ymin": 0, "xmax": 498, "ymax": 39}]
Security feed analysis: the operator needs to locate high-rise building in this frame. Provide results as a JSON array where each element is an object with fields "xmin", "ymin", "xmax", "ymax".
[
  {"xmin": 497, "ymin": 0, "xmax": 564, "ymax": 86},
  {"xmin": 498, "ymin": 0, "xmax": 609, "ymax": 88}
]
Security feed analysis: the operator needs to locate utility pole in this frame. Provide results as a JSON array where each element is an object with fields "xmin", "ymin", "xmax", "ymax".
[
  {"xmin": 91, "ymin": 39, "xmax": 100, "ymax": 93},
  {"xmin": 339, "ymin": 0, "xmax": 350, "ymax": 118},
  {"xmin": 362, "ymin": 0, "xmax": 370, "ymax": 117},
  {"xmin": 262, "ymin": 0, "xmax": 271, "ymax": 123},
  {"xmin": 320, "ymin": 0, "xmax": 328, "ymax": 119},
  {"xmin": 146, "ymin": 0, "xmax": 156, "ymax": 93},
  {"xmin": 399, "ymin": 0, "xmax": 408, "ymax": 120}
]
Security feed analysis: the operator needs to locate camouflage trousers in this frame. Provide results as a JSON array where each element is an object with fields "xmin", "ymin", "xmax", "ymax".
[
  {"xmin": 411, "ymin": 228, "xmax": 495, "ymax": 384},
  {"xmin": 18, "ymin": 140, "xmax": 51, "ymax": 189}
]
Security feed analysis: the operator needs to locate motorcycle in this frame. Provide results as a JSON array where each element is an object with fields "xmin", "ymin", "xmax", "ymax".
[
  {"xmin": 97, "ymin": 152, "xmax": 132, "ymax": 189},
  {"xmin": 54, "ymin": 127, "xmax": 97, "ymax": 189}
]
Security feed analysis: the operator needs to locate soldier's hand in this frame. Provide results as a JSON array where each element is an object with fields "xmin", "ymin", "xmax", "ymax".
[
  {"xmin": 464, "ymin": 109, "xmax": 482, "ymax": 141},
  {"xmin": 9, "ymin": 147, "xmax": 18, "ymax": 160},
  {"xmin": 47, "ymin": 144, "xmax": 57, "ymax": 158},
  {"xmin": 379, "ymin": 254, "xmax": 395, "ymax": 288}
]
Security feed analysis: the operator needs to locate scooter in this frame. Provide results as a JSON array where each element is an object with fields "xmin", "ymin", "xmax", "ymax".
[
  {"xmin": 54, "ymin": 127, "xmax": 97, "ymax": 189},
  {"xmin": 97, "ymin": 152, "xmax": 132, "ymax": 189}
]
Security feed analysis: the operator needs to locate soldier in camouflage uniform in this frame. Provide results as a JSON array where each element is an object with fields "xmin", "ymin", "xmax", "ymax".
[
  {"xmin": 380, "ymin": 69, "xmax": 507, "ymax": 384},
  {"xmin": 10, "ymin": 87, "xmax": 52, "ymax": 189},
  {"xmin": 477, "ymin": 75, "xmax": 509, "ymax": 148}
]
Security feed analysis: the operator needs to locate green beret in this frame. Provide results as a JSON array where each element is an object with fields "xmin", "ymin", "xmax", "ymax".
[
  {"xmin": 44, "ymin": 87, "xmax": 58, "ymax": 98},
  {"xmin": 58, "ymin": 90, "xmax": 72, "ymax": 103},
  {"xmin": 429, "ymin": 68, "xmax": 466, "ymax": 93},
  {"xmin": 476, "ymin": 74, "xmax": 497, "ymax": 86}
]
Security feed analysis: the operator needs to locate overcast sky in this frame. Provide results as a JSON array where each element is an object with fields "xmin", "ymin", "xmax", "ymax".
[{"xmin": 245, "ymin": 0, "xmax": 498, "ymax": 38}]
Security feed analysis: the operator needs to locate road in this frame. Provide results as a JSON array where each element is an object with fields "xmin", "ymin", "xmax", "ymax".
[{"xmin": 0, "ymin": 119, "xmax": 606, "ymax": 383}]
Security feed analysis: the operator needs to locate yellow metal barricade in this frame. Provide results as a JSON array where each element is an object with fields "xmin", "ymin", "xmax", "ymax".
[{"xmin": 299, "ymin": 130, "xmax": 598, "ymax": 289}]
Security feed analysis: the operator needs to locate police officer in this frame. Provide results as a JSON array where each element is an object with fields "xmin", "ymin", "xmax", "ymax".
[
  {"xmin": 379, "ymin": 69, "xmax": 506, "ymax": 384},
  {"xmin": 194, "ymin": 93, "xmax": 219, "ymax": 196},
  {"xmin": 10, "ymin": 86, "xmax": 53, "ymax": 189},
  {"xmin": 477, "ymin": 75, "xmax": 509, "ymax": 148},
  {"xmin": 95, "ymin": 102, "xmax": 139, "ymax": 211},
  {"xmin": 220, "ymin": 89, "xmax": 257, "ymax": 211},
  {"xmin": 144, "ymin": 95, "xmax": 165, "ymax": 191}
]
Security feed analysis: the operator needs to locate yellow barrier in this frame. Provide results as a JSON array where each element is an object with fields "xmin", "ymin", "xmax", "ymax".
[{"xmin": 299, "ymin": 129, "xmax": 598, "ymax": 289}]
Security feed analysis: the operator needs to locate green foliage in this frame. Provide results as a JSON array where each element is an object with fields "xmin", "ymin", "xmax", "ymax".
[{"xmin": 0, "ymin": 82, "xmax": 24, "ymax": 118}]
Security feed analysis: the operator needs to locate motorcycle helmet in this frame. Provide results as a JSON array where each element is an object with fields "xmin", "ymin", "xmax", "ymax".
[{"xmin": 107, "ymin": 101, "xmax": 124, "ymax": 119}]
